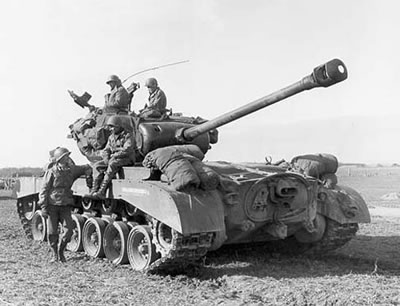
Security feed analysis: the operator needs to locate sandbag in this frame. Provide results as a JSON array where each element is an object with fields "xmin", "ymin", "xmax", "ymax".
[
  {"xmin": 142, "ymin": 145, "xmax": 202, "ymax": 191},
  {"xmin": 70, "ymin": 117, "xmax": 96, "ymax": 134},
  {"xmin": 291, "ymin": 153, "xmax": 338, "ymax": 178},
  {"xmin": 163, "ymin": 158, "xmax": 200, "ymax": 191},
  {"xmin": 321, "ymin": 173, "xmax": 338, "ymax": 189},
  {"xmin": 183, "ymin": 154, "xmax": 220, "ymax": 190},
  {"xmin": 84, "ymin": 127, "xmax": 109, "ymax": 150},
  {"xmin": 142, "ymin": 145, "xmax": 204, "ymax": 170},
  {"xmin": 142, "ymin": 148, "xmax": 181, "ymax": 170},
  {"xmin": 165, "ymin": 145, "xmax": 205, "ymax": 161}
]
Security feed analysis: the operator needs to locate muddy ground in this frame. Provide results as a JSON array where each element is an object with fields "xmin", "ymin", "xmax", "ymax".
[{"xmin": 1, "ymin": 167, "xmax": 400, "ymax": 305}]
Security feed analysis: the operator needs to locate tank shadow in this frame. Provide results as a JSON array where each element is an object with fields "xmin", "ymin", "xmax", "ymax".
[{"xmin": 194, "ymin": 235, "xmax": 400, "ymax": 279}]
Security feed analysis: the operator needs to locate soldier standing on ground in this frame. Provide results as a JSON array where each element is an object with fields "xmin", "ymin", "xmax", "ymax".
[
  {"xmin": 89, "ymin": 116, "xmax": 135, "ymax": 199},
  {"xmin": 38, "ymin": 147, "xmax": 91, "ymax": 263},
  {"xmin": 139, "ymin": 77, "xmax": 167, "ymax": 118}
]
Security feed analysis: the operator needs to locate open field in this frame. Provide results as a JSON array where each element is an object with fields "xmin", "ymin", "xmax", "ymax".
[{"xmin": 1, "ymin": 167, "xmax": 400, "ymax": 305}]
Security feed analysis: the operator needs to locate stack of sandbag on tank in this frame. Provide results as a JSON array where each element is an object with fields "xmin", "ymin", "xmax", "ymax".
[
  {"xmin": 69, "ymin": 111, "xmax": 110, "ymax": 161},
  {"xmin": 290, "ymin": 153, "xmax": 338, "ymax": 188},
  {"xmin": 142, "ymin": 144, "xmax": 220, "ymax": 191}
]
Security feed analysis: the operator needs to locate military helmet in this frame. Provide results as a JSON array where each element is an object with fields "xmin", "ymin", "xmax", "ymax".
[
  {"xmin": 106, "ymin": 75, "xmax": 121, "ymax": 85},
  {"xmin": 106, "ymin": 115, "xmax": 124, "ymax": 127},
  {"xmin": 53, "ymin": 147, "xmax": 71, "ymax": 162},
  {"xmin": 145, "ymin": 77, "xmax": 158, "ymax": 88}
]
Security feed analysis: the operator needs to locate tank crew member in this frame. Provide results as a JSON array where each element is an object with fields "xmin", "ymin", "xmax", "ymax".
[
  {"xmin": 38, "ymin": 147, "xmax": 91, "ymax": 263},
  {"xmin": 90, "ymin": 115, "xmax": 135, "ymax": 199},
  {"xmin": 89, "ymin": 75, "xmax": 131, "ymax": 114},
  {"xmin": 139, "ymin": 77, "xmax": 167, "ymax": 118}
]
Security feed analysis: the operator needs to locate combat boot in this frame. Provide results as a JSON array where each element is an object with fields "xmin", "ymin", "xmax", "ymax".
[
  {"xmin": 84, "ymin": 175, "xmax": 103, "ymax": 198},
  {"xmin": 93, "ymin": 174, "xmax": 111, "ymax": 199},
  {"xmin": 58, "ymin": 241, "xmax": 68, "ymax": 263},
  {"xmin": 49, "ymin": 246, "xmax": 58, "ymax": 263}
]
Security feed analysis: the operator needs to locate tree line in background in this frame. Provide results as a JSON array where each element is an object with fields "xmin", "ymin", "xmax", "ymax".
[{"xmin": 0, "ymin": 167, "xmax": 43, "ymax": 178}]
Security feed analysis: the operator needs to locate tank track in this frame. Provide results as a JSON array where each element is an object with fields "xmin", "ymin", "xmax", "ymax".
[
  {"xmin": 16, "ymin": 198, "xmax": 34, "ymax": 240},
  {"xmin": 147, "ymin": 231, "xmax": 214, "ymax": 274},
  {"xmin": 305, "ymin": 219, "xmax": 359, "ymax": 255}
]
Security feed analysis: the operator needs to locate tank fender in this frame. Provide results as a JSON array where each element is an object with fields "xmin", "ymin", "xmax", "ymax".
[
  {"xmin": 112, "ymin": 180, "xmax": 226, "ymax": 235},
  {"xmin": 15, "ymin": 177, "xmax": 43, "ymax": 199},
  {"xmin": 317, "ymin": 184, "xmax": 371, "ymax": 224}
]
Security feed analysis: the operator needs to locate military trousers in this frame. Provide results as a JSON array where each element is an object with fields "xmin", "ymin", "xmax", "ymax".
[
  {"xmin": 46, "ymin": 205, "xmax": 74, "ymax": 248},
  {"xmin": 93, "ymin": 157, "xmax": 133, "ymax": 181}
]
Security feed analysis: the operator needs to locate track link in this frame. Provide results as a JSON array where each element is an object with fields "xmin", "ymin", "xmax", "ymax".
[
  {"xmin": 306, "ymin": 219, "xmax": 359, "ymax": 255},
  {"xmin": 16, "ymin": 199, "xmax": 34, "ymax": 239},
  {"xmin": 147, "ymin": 230, "xmax": 214, "ymax": 274}
]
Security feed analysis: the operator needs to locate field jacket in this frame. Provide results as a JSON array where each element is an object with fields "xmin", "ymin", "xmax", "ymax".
[
  {"xmin": 104, "ymin": 85, "xmax": 131, "ymax": 114},
  {"xmin": 39, "ymin": 163, "xmax": 89, "ymax": 207},
  {"xmin": 147, "ymin": 88, "xmax": 167, "ymax": 112},
  {"xmin": 102, "ymin": 130, "xmax": 135, "ymax": 162}
]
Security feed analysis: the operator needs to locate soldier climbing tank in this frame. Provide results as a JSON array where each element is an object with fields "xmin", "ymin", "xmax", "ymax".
[{"xmin": 15, "ymin": 59, "xmax": 370, "ymax": 274}]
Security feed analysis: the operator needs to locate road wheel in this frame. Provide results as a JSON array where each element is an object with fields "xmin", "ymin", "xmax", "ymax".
[
  {"xmin": 82, "ymin": 217, "xmax": 108, "ymax": 257},
  {"xmin": 104, "ymin": 221, "xmax": 130, "ymax": 265},
  {"xmin": 31, "ymin": 211, "xmax": 47, "ymax": 241},
  {"xmin": 127, "ymin": 225, "xmax": 159, "ymax": 271},
  {"xmin": 67, "ymin": 214, "xmax": 88, "ymax": 252}
]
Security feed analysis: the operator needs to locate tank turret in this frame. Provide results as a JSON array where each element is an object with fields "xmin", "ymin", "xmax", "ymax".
[{"xmin": 69, "ymin": 59, "xmax": 347, "ymax": 163}]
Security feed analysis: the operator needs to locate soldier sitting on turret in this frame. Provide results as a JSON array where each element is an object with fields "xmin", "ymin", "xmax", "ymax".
[
  {"xmin": 139, "ymin": 77, "xmax": 167, "ymax": 118},
  {"xmin": 93, "ymin": 75, "xmax": 131, "ymax": 115},
  {"xmin": 88, "ymin": 115, "xmax": 135, "ymax": 199}
]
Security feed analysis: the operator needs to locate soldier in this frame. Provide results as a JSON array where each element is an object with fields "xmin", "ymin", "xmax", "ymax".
[
  {"xmin": 89, "ymin": 75, "xmax": 131, "ymax": 114},
  {"xmin": 38, "ymin": 147, "xmax": 91, "ymax": 263},
  {"xmin": 139, "ymin": 77, "xmax": 167, "ymax": 118},
  {"xmin": 90, "ymin": 115, "xmax": 135, "ymax": 199}
]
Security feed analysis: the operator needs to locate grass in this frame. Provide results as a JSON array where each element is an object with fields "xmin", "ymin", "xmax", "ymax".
[{"xmin": 1, "ymin": 167, "xmax": 400, "ymax": 305}]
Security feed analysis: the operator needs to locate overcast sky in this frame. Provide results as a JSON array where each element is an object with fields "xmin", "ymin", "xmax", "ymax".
[{"xmin": 1, "ymin": 0, "xmax": 399, "ymax": 167}]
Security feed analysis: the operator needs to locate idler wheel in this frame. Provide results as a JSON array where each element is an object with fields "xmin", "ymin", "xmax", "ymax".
[
  {"xmin": 18, "ymin": 197, "xmax": 38, "ymax": 221},
  {"xmin": 127, "ymin": 225, "xmax": 159, "ymax": 271},
  {"xmin": 103, "ymin": 221, "xmax": 130, "ymax": 265},
  {"xmin": 82, "ymin": 217, "xmax": 109, "ymax": 257},
  {"xmin": 153, "ymin": 221, "xmax": 174, "ymax": 256},
  {"xmin": 67, "ymin": 214, "xmax": 88, "ymax": 252},
  {"xmin": 31, "ymin": 211, "xmax": 47, "ymax": 241}
]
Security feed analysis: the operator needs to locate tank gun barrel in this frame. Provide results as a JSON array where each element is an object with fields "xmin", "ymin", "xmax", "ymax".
[{"xmin": 181, "ymin": 58, "xmax": 347, "ymax": 141}]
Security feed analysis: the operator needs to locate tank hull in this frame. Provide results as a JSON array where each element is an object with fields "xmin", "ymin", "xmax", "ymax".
[{"xmin": 15, "ymin": 159, "xmax": 370, "ymax": 273}]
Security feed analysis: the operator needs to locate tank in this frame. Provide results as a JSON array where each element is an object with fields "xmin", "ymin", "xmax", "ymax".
[{"xmin": 15, "ymin": 59, "xmax": 371, "ymax": 274}]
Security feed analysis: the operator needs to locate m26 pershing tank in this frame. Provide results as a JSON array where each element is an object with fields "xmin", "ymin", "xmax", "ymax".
[{"xmin": 15, "ymin": 59, "xmax": 370, "ymax": 274}]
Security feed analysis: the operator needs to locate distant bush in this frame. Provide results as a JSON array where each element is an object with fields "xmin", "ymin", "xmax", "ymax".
[{"xmin": 0, "ymin": 167, "xmax": 43, "ymax": 177}]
